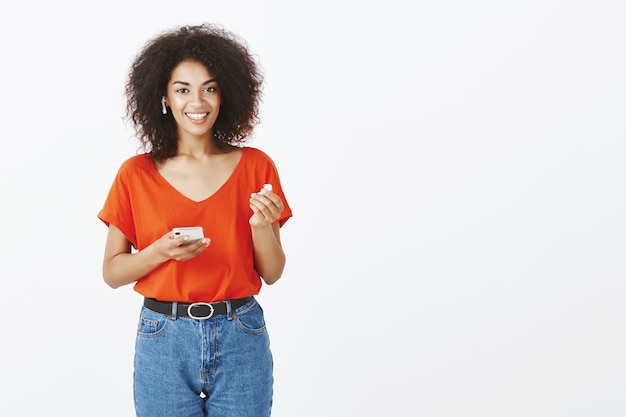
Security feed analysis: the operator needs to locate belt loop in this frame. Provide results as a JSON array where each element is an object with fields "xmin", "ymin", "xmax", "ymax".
[
  {"xmin": 226, "ymin": 300, "xmax": 233, "ymax": 320},
  {"xmin": 171, "ymin": 301, "xmax": 178, "ymax": 320}
]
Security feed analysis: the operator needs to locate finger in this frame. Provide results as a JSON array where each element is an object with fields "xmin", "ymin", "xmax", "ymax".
[
  {"xmin": 173, "ymin": 238, "xmax": 210, "ymax": 259},
  {"xmin": 250, "ymin": 192, "xmax": 282, "ymax": 210},
  {"xmin": 257, "ymin": 183, "xmax": 272, "ymax": 195},
  {"xmin": 185, "ymin": 237, "xmax": 210, "ymax": 248},
  {"xmin": 251, "ymin": 191, "xmax": 284, "ymax": 213},
  {"xmin": 172, "ymin": 235, "xmax": 190, "ymax": 246},
  {"xmin": 249, "ymin": 199, "xmax": 270, "ymax": 218},
  {"xmin": 248, "ymin": 198, "xmax": 267, "ymax": 216},
  {"xmin": 251, "ymin": 202, "xmax": 278, "ymax": 223},
  {"xmin": 187, "ymin": 238, "xmax": 211, "ymax": 253}
]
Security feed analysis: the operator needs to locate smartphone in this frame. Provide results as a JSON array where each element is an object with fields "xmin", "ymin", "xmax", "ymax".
[{"xmin": 172, "ymin": 226, "xmax": 204, "ymax": 244}]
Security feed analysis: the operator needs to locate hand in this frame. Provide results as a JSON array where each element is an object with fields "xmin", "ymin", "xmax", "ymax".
[
  {"xmin": 249, "ymin": 185, "xmax": 284, "ymax": 228},
  {"xmin": 152, "ymin": 230, "xmax": 211, "ymax": 262}
]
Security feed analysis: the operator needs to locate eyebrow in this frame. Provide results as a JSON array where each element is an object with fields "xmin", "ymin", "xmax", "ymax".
[{"xmin": 171, "ymin": 78, "xmax": 217, "ymax": 86}]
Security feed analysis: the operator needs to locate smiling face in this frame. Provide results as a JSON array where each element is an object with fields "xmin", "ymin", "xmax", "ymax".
[{"xmin": 164, "ymin": 60, "xmax": 221, "ymax": 141}]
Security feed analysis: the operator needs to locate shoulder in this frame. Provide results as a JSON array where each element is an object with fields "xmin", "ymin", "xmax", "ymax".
[
  {"xmin": 239, "ymin": 146, "xmax": 286, "ymax": 182},
  {"xmin": 111, "ymin": 153, "xmax": 154, "ymax": 186},
  {"xmin": 118, "ymin": 153, "xmax": 153, "ymax": 173},
  {"xmin": 242, "ymin": 146, "xmax": 271, "ymax": 160},
  {"xmin": 242, "ymin": 146, "xmax": 276, "ymax": 166}
]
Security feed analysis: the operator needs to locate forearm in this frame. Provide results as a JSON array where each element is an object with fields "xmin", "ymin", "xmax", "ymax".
[
  {"xmin": 102, "ymin": 225, "xmax": 212, "ymax": 289},
  {"xmin": 103, "ymin": 245, "xmax": 167, "ymax": 289},
  {"xmin": 251, "ymin": 223, "xmax": 286, "ymax": 285}
]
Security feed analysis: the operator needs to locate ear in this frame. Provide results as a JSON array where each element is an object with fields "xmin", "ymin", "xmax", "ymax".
[{"xmin": 161, "ymin": 96, "xmax": 168, "ymax": 115}]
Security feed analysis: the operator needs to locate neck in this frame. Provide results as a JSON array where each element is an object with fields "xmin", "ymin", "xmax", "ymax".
[{"xmin": 176, "ymin": 132, "xmax": 219, "ymax": 157}]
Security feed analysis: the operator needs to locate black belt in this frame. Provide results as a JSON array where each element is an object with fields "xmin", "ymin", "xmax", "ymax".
[{"xmin": 144, "ymin": 297, "xmax": 252, "ymax": 320}]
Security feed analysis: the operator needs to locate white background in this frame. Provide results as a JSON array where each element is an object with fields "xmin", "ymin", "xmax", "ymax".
[{"xmin": 0, "ymin": 1, "xmax": 624, "ymax": 416}]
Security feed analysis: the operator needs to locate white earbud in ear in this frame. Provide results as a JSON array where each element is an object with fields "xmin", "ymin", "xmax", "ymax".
[{"xmin": 161, "ymin": 96, "xmax": 167, "ymax": 115}]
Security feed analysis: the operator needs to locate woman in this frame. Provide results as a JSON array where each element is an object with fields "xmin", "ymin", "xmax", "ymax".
[{"xmin": 98, "ymin": 23, "xmax": 291, "ymax": 417}]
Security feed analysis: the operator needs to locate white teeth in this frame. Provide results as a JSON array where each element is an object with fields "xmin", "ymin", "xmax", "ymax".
[{"xmin": 187, "ymin": 113, "xmax": 208, "ymax": 120}]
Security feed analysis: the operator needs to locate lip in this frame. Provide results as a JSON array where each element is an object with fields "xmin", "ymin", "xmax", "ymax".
[{"xmin": 185, "ymin": 112, "xmax": 209, "ymax": 123}]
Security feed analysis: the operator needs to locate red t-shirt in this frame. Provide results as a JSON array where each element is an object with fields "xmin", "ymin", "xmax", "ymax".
[{"xmin": 98, "ymin": 146, "xmax": 292, "ymax": 302}]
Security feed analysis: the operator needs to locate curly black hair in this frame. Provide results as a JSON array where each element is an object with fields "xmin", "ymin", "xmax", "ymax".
[{"xmin": 124, "ymin": 23, "xmax": 263, "ymax": 162}]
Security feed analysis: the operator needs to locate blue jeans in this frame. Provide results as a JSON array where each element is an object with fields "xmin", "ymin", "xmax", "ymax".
[{"xmin": 133, "ymin": 297, "xmax": 273, "ymax": 417}]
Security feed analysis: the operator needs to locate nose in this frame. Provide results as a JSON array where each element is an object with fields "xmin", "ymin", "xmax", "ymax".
[{"xmin": 189, "ymin": 91, "xmax": 204, "ymax": 106}]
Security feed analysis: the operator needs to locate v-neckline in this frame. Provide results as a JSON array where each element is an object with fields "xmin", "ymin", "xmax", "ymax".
[{"xmin": 150, "ymin": 147, "xmax": 246, "ymax": 205}]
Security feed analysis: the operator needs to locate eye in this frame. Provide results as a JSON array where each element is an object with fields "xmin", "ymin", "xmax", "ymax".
[
  {"xmin": 176, "ymin": 88, "xmax": 190, "ymax": 94},
  {"xmin": 204, "ymin": 86, "xmax": 217, "ymax": 93}
]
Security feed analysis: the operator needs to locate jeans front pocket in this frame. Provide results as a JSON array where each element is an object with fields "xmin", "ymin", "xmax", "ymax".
[
  {"xmin": 234, "ymin": 300, "xmax": 267, "ymax": 335},
  {"xmin": 136, "ymin": 306, "xmax": 169, "ymax": 338}
]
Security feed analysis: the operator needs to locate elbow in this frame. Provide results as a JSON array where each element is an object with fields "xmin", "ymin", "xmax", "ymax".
[
  {"xmin": 103, "ymin": 275, "xmax": 121, "ymax": 289},
  {"xmin": 102, "ymin": 267, "xmax": 123, "ymax": 289},
  {"xmin": 104, "ymin": 279, "xmax": 122, "ymax": 289},
  {"xmin": 262, "ymin": 273, "xmax": 282, "ymax": 286},
  {"xmin": 259, "ymin": 258, "xmax": 286, "ymax": 285},
  {"xmin": 256, "ymin": 253, "xmax": 286, "ymax": 285}
]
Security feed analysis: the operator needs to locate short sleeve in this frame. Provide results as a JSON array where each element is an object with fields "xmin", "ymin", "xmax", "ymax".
[
  {"xmin": 252, "ymin": 148, "xmax": 292, "ymax": 227},
  {"xmin": 97, "ymin": 160, "xmax": 138, "ymax": 248}
]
